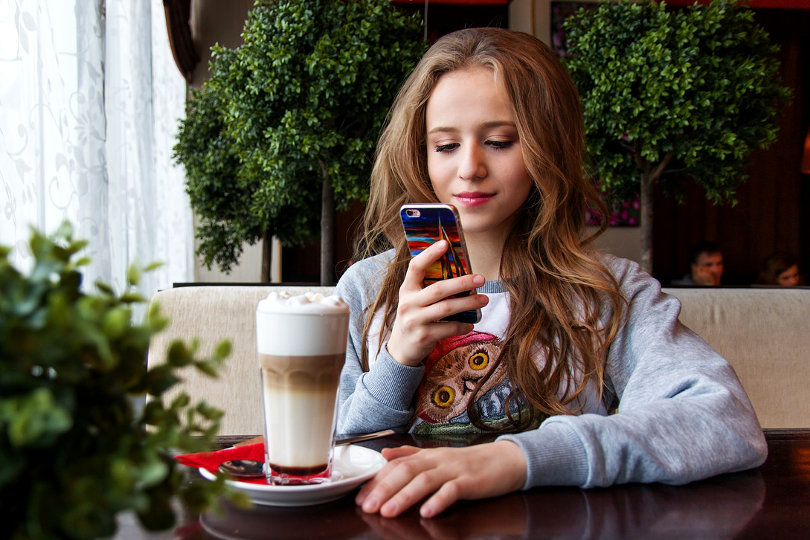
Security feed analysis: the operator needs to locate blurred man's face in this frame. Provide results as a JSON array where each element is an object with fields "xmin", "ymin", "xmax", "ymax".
[{"xmin": 691, "ymin": 252, "xmax": 724, "ymax": 286}]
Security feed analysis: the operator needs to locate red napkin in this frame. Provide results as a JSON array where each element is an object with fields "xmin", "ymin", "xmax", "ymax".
[{"xmin": 175, "ymin": 442, "xmax": 268, "ymax": 485}]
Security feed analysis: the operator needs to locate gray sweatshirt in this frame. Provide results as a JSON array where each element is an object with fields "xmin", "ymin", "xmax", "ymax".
[{"xmin": 335, "ymin": 250, "xmax": 767, "ymax": 489}]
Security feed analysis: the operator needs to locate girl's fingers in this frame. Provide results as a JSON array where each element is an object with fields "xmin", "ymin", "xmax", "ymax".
[
  {"xmin": 401, "ymin": 240, "xmax": 451, "ymax": 290},
  {"xmin": 356, "ymin": 446, "xmax": 421, "ymax": 506},
  {"xmin": 417, "ymin": 291, "xmax": 487, "ymax": 324},
  {"xmin": 403, "ymin": 241, "xmax": 484, "ymax": 298},
  {"xmin": 423, "ymin": 272, "xmax": 486, "ymax": 304},
  {"xmin": 355, "ymin": 442, "xmax": 528, "ymax": 519},
  {"xmin": 381, "ymin": 445, "xmax": 422, "ymax": 461},
  {"xmin": 357, "ymin": 450, "xmax": 446, "ymax": 517},
  {"xmin": 388, "ymin": 240, "xmax": 486, "ymax": 365},
  {"xmin": 418, "ymin": 479, "xmax": 463, "ymax": 518},
  {"xmin": 379, "ymin": 467, "xmax": 446, "ymax": 518}
]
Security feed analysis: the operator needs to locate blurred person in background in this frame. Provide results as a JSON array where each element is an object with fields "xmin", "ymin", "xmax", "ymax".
[
  {"xmin": 671, "ymin": 241, "xmax": 724, "ymax": 286},
  {"xmin": 757, "ymin": 252, "xmax": 801, "ymax": 286}
]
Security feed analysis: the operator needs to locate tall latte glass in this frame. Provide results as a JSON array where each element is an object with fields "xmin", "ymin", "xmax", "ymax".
[{"xmin": 256, "ymin": 292, "xmax": 349, "ymax": 485}]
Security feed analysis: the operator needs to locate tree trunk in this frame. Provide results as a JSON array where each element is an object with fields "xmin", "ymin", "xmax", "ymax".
[
  {"xmin": 639, "ymin": 171, "xmax": 654, "ymax": 275},
  {"xmin": 638, "ymin": 152, "xmax": 673, "ymax": 275},
  {"xmin": 260, "ymin": 228, "xmax": 273, "ymax": 283},
  {"xmin": 320, "ymin": 160, "xmax": 335, "ymax": 286}
]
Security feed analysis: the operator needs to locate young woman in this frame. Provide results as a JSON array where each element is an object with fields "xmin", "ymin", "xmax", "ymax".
[{"xmin": 334, "ymin": 28, "xmax": 766, "ymax": 519}]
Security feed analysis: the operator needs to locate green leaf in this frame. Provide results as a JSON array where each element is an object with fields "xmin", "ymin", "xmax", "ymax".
[
  {"xmin": 102, "ymin": 306, "xmax": 131, "ymax": 339},
  {"xmin": 2, "ymin": 388, "xmax": 72, "ymax": 447},
  {"xmin": 126, "ymin": 264, "xmax": 141, "ymax": 286},
  {"xmin": 166, "ymin": 340, "xmax": 193, "ymax": 368},
  {"xmin": 135, "ymin": 457, "xmax": 169, "ymax": 489},
  {"xmin": 213, "ymin": 340, "xmax": 232, "ymax": 361}
]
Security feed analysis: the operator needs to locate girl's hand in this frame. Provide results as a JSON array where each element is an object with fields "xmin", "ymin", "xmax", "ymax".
[
  {"xmin": 355, "ymin": 441, "xmax": 527, "ymax": 518},
  {"xmin": 386, "ymin": 240, "xmax": 488, "ymax": 367}
]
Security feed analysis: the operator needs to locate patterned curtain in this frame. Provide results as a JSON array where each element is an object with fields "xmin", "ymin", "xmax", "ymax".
[{"xmin": 0, "ymin": 0, "xmax": 193, "ymax": 300}]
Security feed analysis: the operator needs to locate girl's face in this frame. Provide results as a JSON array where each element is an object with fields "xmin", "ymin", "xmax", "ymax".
[
  {"xmin": 425, "ymin": 66, "xmax": 532, "ymax": 240},
  {"xmin": 777, "ymin": 265, "xmax": 800, "ymax": 286}
]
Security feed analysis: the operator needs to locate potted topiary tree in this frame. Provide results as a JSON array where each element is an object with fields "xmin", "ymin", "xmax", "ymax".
[
  {"xmin": 173, "ymin": 0, "xmax": 426, "ymax": 285},
  {"xmin": 562, "ymin": 0, "xmax": 791, "ymax": 273},
  {"xmin": 0, "ymin": 223, "xmax": 235, "ymax": 539}
]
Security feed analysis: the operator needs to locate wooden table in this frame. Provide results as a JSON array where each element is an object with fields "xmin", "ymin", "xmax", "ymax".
[{"xmin": 116, "ymin": 429, "xmax": 810, "ymax": 539}]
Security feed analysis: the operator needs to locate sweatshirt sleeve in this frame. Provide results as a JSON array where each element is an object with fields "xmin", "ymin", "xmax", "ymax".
[
  {"xmin": 498, "ymin": 256, "xmax": 767, "ymax": 489},
  {"xmin": 334, "ymin": 254, "xmax": 425, "ymax": 436}
]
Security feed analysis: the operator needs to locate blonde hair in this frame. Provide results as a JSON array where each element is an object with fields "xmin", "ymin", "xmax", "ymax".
[{"xmin": 356, "ymin": 28, "xmax": 625, "ymax": 431}]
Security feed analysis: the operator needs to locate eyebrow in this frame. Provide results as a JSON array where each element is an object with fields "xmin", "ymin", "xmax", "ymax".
[{"xmin": 426, "ymin": 120, "xmax": 517, "ymax": 135}]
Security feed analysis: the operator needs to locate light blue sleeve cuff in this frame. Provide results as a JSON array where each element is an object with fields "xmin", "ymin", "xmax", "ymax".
[{"xmin": 497, "ymin": 420, "xmax": 589, "ymax": 488}]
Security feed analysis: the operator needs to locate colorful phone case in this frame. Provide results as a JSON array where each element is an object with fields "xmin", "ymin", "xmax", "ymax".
[{"xmin": 400, "ymin": 204, "xmax": 480, "ymax": 324}]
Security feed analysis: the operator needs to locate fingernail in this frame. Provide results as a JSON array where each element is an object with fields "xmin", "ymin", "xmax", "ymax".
[
  {"xmin": 355, "ymin": 493, "xmax": 366, "ymax": 505},
  {"xmin": 362, "ymin": 497, "xmax": 379, "ymax": 513},
  {"xmin": 381, "ymin": 501, "xmax": 399, "ymax": 517},
  {"xmin": 473, "ymin": 274, "xmax": 485, "ymax": 285}
]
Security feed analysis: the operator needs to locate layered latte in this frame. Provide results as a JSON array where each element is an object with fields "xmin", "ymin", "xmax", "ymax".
[{"xmin": 256, "ymin": 291, "xmax": 349, "ymax": 485}]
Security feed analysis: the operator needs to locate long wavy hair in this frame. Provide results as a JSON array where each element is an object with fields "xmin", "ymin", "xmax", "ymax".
[{"xmin": 355, "ymin": 27, "xmax": 626, "ymax": 431}]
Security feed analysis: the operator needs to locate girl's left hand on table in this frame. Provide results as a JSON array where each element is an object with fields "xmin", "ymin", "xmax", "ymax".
[{"xmin": 355, "ymin": 441, "xmax": 527, "ymax": 518}]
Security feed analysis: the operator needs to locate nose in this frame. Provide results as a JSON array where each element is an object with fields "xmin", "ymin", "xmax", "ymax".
[{"xmin": 458, "ymin": 144, "xmax": 486, "ymax": 180}]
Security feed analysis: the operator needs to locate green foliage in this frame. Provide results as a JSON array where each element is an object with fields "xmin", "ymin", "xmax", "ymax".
[
  {"xmin": 173, "ymin": 0, "xmax": 425, "ymax": 272},
  {"xmin": 0, "ymin": 223, "xmax": 235, "ymax": 539},
  {"xmin": 563, "ymin": 0, "xmax": 791, "ymax": 203}
]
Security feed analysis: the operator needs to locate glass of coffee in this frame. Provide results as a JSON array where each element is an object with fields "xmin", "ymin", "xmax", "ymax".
[{"xmin": 256, "ymin": 291, "xmax": 349, "ymax": 485}]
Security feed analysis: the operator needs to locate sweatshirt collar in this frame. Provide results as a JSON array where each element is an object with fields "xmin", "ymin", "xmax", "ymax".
[{"xmin": 478, "ymin": 279, "xmax": 505, "ymax": 294}]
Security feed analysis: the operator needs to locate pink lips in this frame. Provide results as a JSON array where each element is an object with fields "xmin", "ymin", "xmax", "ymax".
[{"xmin": 454, "ymin": 192, "xmax": 494, "ymax": 207}]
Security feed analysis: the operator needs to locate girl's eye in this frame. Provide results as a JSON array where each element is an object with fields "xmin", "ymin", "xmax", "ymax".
[
  {"xmin": 487, "ymin": 140, "xmax": 513, "ymax": 149},
  {"xmin": 435, "ymin": 143, "xmax": 459, "ymax": 153}
]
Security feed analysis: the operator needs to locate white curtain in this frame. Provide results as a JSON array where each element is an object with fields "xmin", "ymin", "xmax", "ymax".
[{"xmin": 0, "ymin": 0, "xmax": 193, "ymax": 300}]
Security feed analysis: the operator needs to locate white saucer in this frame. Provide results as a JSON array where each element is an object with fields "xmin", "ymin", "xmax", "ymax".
[{"xmin": 199, "ymin": 445, "xmax": 386, "ymax": 507}]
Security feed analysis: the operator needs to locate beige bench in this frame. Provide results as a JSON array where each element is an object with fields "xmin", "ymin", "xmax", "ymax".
[{"xmin": 147, "ymin": 285, "xmax": 810, "ymax": 434}]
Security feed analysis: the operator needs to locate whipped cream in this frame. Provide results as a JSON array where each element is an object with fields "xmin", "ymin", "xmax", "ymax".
[
  {"xmin": 257, "ymin": 291, "xmax": 349, "ymax": 314},
  {"xmin": 256, "ymin": 292, "xmax": 349, "ymax": 356}
]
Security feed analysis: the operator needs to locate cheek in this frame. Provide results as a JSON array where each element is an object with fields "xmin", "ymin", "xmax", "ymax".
[
  {"xmin": 499, "ymin": 152, "xmax": 532, "ymax": 195},
  {"xmin": 506, "ymin": 169, "xmax": 533, "ymax": 205},
  {"xmin": 427, "ymin": 156, "xmax": 447, "ymax": 190},
  {"xmin": 427, "ymin": 160, "xmax": 454, "ymax": 195},
  {"xmin": 779, "ymin": 274, "xmax": 798, "ymax": 286}
]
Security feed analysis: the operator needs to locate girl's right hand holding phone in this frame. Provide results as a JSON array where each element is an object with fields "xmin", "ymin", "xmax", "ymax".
[{"xmin": 386, "ymin": 240, "xmax": 488, "ymax": 367}]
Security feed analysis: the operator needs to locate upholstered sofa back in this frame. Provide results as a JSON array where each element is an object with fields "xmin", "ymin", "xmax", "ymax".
[
  {"xmin": 147, "ymin": 285, "xmax": 810, "ymax": 435},
  {"xmin": 662, "ymin": 287, "xmax": 809, "ymax": 430}
]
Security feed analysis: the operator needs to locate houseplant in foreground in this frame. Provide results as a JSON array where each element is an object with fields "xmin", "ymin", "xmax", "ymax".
[{"xmin": 0, "ymin": 223, "xmax": 235, "ymax": 539}]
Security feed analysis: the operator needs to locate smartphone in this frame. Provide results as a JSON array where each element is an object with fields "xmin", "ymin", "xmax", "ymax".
[{"xmin": 400, "ymin": 203, "xmax": 481, "ymax": 324}]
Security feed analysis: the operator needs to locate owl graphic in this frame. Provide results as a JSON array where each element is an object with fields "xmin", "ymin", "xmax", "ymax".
[{"xmin": 413, "ymin": 331, "xmax": 509, "ymax": 433}]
